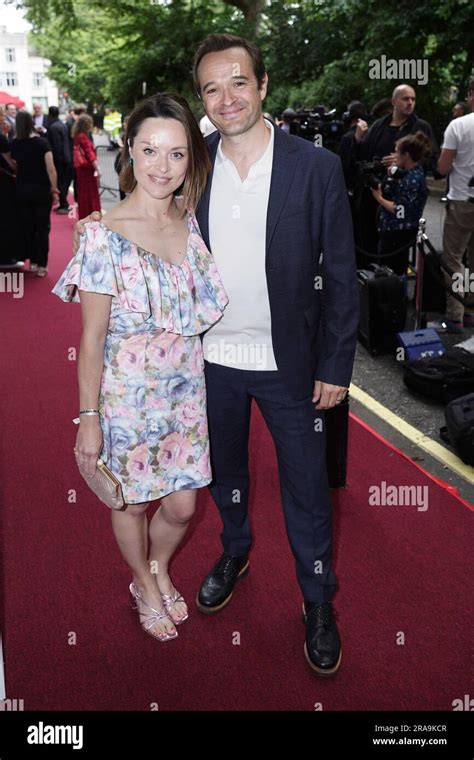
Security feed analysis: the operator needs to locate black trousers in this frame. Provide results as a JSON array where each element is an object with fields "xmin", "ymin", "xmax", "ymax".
[
  {"xmin": 16, "ymin": 185, "xmax": 52, "ymax": 267},
  {"xmin": 56, "ymin": 162, "xmax": 73, "ymax": 209},
  {"xmin": 204, "ymin": 361, "xmax": 337, "ymax": 603},
  {"xmin": 377, "ymin": 228, "xmax": 417, "ymax": 275},
  {"xmin": 353, "ymin": 188, "xmax": 380, "ymax": 269}
]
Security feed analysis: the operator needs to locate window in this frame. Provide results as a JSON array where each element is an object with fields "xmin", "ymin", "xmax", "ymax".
[
  {"xmin": 5, "ymin": 48, "xmax": 16, "ymax": 63},
  {"xmin": 0, "ymin": 72, "xmax": 18, "ymax": 87},
  {"xmin": 33, "ymin": 72, "xmax": 43, "ymax": 88}
]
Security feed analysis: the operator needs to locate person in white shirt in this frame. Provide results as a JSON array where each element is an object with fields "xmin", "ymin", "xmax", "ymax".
[
  {"xmin": 433, "ymin": 79, "xmax": 474, "ymax": 332},
  {"xmin": 33, "ymin": 103, "xmax": 48, "ymax": 134}
]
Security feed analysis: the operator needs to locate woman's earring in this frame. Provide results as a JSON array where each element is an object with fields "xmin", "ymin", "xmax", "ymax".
[{"xmin": 128, "ymin": 157, "xmax": 134, "ymax": 166}]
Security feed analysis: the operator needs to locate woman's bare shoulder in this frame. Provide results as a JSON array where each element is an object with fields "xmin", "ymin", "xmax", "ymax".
[{"xmin": 102, "ymin": 199, "xmax": 130, "ymax": 223}]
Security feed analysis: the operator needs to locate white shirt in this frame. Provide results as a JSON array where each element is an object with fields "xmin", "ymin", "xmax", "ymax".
[
  {"xmin": 200, "ymin": 115, "xmax": 217, "ymax": 137},
  {"xmin": 203, "ymin": 120, "xmax": 277, "ymax": 370},
  {"xmin": 442, "ymin": 113, "xmax": 474, "ymax": 201}
]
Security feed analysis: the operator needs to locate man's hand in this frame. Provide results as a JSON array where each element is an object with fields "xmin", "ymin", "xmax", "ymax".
[
  {"xmin": 354, "ymin": 119, "xmax": 368, "ymax": 143},
  {"xmin": 312, "ymin": 380, "xmax": 348, "ymax": 410},
  {"xmin": 73, "ymin": 211, "xmax": 103, "ymax": 254}
]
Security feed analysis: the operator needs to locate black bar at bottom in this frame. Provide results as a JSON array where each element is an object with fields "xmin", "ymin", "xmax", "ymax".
[{"xmin": 0, "ymin": 710, "xmax": 472, "ymax": 757}]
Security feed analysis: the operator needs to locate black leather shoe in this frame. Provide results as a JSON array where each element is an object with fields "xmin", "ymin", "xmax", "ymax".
[
  {"xmin": 196, "ymin": 553, "xmax": 249, "ymax": 614},
  {"xmin": 303, "ymin": 601, "xmax": 342, "ymax": 676}
]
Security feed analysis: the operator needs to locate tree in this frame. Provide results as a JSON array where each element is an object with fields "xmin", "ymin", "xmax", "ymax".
[
  {"xmin": 222, "ymin": 0, "xmax": 267, "ymax": 37},
  {"xmin": 15, "ymin": 0, "xmax": 474, "ymax": 128}
]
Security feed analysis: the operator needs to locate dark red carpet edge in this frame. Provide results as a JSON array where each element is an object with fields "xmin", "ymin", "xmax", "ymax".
[{"xmin": 1, "ymin": 210, "xmax": 472, "ymax": 711}]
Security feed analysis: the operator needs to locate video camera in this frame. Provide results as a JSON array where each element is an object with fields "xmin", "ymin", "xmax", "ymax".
[
  {"xmin": 292, "ymin": 106, "xmax": 345, "ymax": 152},
  {"xmin": 357, "ymin": 158, "xmax": 386, "ymax": 190}
]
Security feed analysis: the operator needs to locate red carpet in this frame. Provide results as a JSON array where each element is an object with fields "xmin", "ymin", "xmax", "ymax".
[{"xmin": 1, "ymin": 211, "xmax": 473, "ymax": 711}]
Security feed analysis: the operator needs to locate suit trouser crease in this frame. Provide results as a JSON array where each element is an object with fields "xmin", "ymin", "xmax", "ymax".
[{"xmin": 205, "ymin": 362, "xmax": 336, "ymax": 604}]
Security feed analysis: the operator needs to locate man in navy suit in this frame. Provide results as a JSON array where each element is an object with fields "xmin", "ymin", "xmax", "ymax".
[{"xmin": 193, "ymin": 34, "xmax": 359, "ymax": 676}]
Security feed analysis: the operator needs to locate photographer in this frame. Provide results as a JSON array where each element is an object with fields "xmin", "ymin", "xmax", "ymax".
[
  {"xmin": 280, "ymin": 108, "xmax": 300, "ymax": 135},
  {"xmin": 430, "ymin": 79, "xmax": 474, "ymax": 332},
  {"xmin": 354, "ymin": 84, "xmax": 438, "ymax": 257},
  {"xmin": 338, "ymin": 101, "xmax": 368, "ymax": 191},
  {"xmin": 338, "ymin": 101, "xmax": 369, "ymax": 263},
  {"xmin": 371, "ymin": 131, "xmax": 430, "ymax": 276}
]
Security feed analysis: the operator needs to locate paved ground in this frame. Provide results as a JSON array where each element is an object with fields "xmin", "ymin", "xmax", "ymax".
[
  {"xmin": 351, "ymin": 179, "xmax": 474, "ymax": 502},
  {"xmin": 94, "ymin": 133, "xmax": 121, "ymax": 209},
  {"xmin": 94, "ymin": 137, "xmax": 474, "ymax": 503}
]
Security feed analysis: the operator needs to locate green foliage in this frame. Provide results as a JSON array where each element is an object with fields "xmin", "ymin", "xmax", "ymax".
[
  {"xmin": 14, "ymin": 0, "xmax": 474, "ymax": 123},
  {"xmin": 20, "ymin": 0, "xmax": 245, "ymax": 111}
]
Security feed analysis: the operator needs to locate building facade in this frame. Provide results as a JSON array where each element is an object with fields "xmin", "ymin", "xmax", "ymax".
[{"xmin": 0, "ymin": 26, "xmax": 58, "ymax": 109}]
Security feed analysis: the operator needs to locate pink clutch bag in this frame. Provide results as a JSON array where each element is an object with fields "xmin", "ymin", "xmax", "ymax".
[{"xmin": 77, "ymin": 458, "xmax": 125, "ymax": 510}]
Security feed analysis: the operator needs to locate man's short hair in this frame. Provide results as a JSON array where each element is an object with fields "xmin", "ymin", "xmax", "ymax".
[
  {"xmin": 193, "ymin": 33, "xmax": 266, "ymax": 96},
  {"xmin": 73, "ymin": 103, "xmax": 87, "ymax": 116},
  {"xmin": 48, "ymin": 105, "xmax": 59, "ymax": 119}
]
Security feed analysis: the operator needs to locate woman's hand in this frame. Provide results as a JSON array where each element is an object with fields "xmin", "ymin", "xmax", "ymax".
[
  {"xmin": 382, "ymin": 152, "xmax": 397, "ymax": 168},
  {"xmin": 74, "ymin": 417, "xmax": 103, "ymax": 477}
]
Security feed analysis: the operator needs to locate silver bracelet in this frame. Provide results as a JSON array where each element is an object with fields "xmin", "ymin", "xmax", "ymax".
[{"xmin": 79, "ymin": 409, "xmax": 99, "ymax": 416}]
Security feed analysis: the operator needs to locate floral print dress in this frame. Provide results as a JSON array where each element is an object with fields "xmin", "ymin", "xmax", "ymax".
[{"xmin": 52, "ymin": 214, "xmax": 228, "ymax": 504}]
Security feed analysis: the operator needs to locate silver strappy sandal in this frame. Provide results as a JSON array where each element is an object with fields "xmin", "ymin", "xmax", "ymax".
[
  {"xmin": 129, "ymin": 582, "xmax": 178, "ymax": 641},
  {"xmin": 160, "ymin": 589, "xmax": 189, "ymax": 625}
]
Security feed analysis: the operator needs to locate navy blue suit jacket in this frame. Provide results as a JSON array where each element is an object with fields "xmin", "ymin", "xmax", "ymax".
[{"xmin": 196, "ymin": 124, "xmax": 359, "ymax": 401}]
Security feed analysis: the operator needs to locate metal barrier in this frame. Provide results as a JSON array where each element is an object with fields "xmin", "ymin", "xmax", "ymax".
[{"xmin": 96, "ymin": 145, "xmax": 120, "ymax": 198}]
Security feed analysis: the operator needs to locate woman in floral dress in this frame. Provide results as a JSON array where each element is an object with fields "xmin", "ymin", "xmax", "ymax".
[{"xmin": 53, "ymin": 94, "xmax": 228, "ymax": 642}]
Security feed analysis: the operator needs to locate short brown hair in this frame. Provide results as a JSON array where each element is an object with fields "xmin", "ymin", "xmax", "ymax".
[
  {"xmin": 119, "ymin": 92, "xmax": 211, "ymax": 213},
  {"xmin": 468, "ymin": 79, "xmax": 474, "ymax": 95},
  {"xmin": 193, "ymin": 33, "xmax": 266, "ymax": 97},
  {"xmin": 72, "ymin": 114, "xmax": 93, "ymax": 137}
]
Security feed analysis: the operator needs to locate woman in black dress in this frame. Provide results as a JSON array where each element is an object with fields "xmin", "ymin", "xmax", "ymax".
[
  {"xmin": 10, "ymin": 110, "xmax": 59, "ymax": 277},
  {"xmin": 0, "ymin": 111, "xmax": 24, "ymax": 267}
]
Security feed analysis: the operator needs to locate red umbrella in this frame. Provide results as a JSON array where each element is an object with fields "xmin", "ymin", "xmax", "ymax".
[{"xmin": 0, "ymin": 92, "xmax": 26, "ymax": 108}]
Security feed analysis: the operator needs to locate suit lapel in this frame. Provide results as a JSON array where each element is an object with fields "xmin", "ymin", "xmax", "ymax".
[
  {"xmin": 197, "ymin": 124, "xmax": 299, "ymax": 256},
  {"xmin": 266, "ymin": 125, "xmax": 299, "ymax": 254}
]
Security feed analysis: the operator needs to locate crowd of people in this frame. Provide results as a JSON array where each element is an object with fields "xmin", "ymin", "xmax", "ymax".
[
  {"xmin": 0, "ymin": 101, "xmax": 105, "ymax": 274},
  {"xmin": 334, "ymin": 82, "xmax": 473, "ymax": 332},
  {"xmin": 1, "ymin": 78, "xmax": 472, "ymax": 330},
  {"xmin": 335, "ymin": 85, "xmax": 439, "ymax": 274},
  {"xmin": 272, "ymin": 84, "xmax": 474, "ymax": 334}
]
